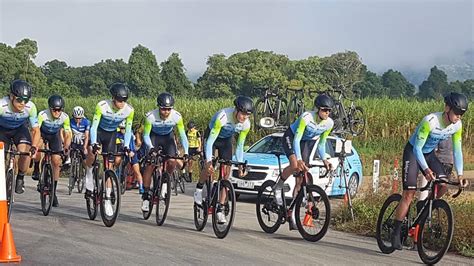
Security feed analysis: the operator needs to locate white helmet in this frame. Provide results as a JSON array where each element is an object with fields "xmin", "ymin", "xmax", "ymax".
[
  {"xmin": 119, "ymin": 120, "xmax": 126, "ymax": 129},
  {"xmin": 72, "ymin": 106, "xmax": 84, "ymax": 118}
]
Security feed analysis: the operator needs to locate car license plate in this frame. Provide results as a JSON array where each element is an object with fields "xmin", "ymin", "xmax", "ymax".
[{"xmin": 237, "ymin": 180, "xmax": 254, "ymax": 189}]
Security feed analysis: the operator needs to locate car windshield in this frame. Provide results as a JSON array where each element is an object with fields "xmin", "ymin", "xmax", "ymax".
[{"xmin": 247, "ymin": 136, "xmax": 284, "ymax": 154}]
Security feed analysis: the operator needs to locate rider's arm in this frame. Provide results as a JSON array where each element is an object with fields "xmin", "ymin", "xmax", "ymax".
[
  {"xmin": 293, "ymin": 115, "xmax": 307, "ymax": 161},
  {"xmin": 452, "ymin": 125, "xmax": 463, "ymax": 176},
  {"xmin": 176, "ymin": 116, "xmax": 189, "ymax": 154},
  {"xmin": 205, "ymin": 118, "xmax": 223, "ymax": 162},
  {"xmin": 235, "ymin": 126, "xmax": 250, "ymax": 163},
  {"xmin": 90, "ymin": 103, "xmax": 102, "ymax": 145},
  {"xmin": 63, "ymin": 115, "xmax": 72, "ymax": 149},
  {"xmin": 143, "ymin": 114, "xmax": 153, "ymax": 149},
  {"xmin": 413, "ymin": 120, "xmax": 431, "ymax": 171},
  {"xmin": 123, "ymin": 109, "xmax": 135, "ymax": 149},
  {"xmin": 29, "ymin": 103, "xmax": 41, "ymax": 148}
]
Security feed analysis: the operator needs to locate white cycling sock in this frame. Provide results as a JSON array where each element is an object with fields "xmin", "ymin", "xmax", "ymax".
[{"xmin": 85, "ymin": 166, "xmax": 93, "ymax": 191}]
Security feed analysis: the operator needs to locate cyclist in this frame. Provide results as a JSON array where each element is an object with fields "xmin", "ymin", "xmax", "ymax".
[
  {"xmin": 32, "ymin": 95, "xmax": 72, "ymax": 207},
  {"xmin": 193, "ymin": 95, "xmax": 253, "ymax": 224},
  {"xmin": 391, "ymin": 92, "xmax": 468, "ymax": 250},
  {"xmin": 70, "ymin": 106, "xmax": 90, "ymax": 158},
  {"xmin": 115, "ymin": 121, "xmax": 144, "ymax": 193},
  {"xmin": 185, "ymin": 120, "xmax": 201, "ymax": 181},
  {"xmin": 141, "ymin": 92, "xmax": 189, "ymax": 212},
  {"xmin": 85, "ymin": 83, "xmax": 134, "ymax": 216},
  {"xmin": 273, "ymin": 94, "xmax": 334, "ymax": 228},
  {"xmin": 0, "ymin": 80, "xmax": 40, "ymax": 194}
]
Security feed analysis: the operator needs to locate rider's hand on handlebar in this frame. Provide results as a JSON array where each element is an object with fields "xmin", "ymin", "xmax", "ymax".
[
  {"xmin": 238, "ymin": 165, "xmax": 248, "ymax": 178},
  {"xmin": 323, "ymin": 159, "xmax": 332, "ymax": 171},
  {"xmin": 92, "ymin": 143, "xmax": 100, "ymax": 154},
  {"xmin": 459, "ymin": 177, "xmax": 469, "ymax": 188},
  {"xmin": 29, "ymin": 145, "xmax": 37, "ymax": 157},
  {"xmin": 297, "ymin": 160, "xmax": 309, "ymax": 172},
  {"xmin": 424, "ymin": 168, "xmax": 436, "ymax": 181},
  {"xmin": 206, "ymin": 161, "xmax": 214, "ymax": 175}
]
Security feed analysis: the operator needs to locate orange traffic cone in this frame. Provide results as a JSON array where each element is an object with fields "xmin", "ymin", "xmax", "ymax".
[
  {"xmin": 343, "ymin": 192, "xmax": 348, "ymax": 206},
  {"xmin": 303, "ymin": 211, "xmax": 314, "ymax": 227},
  {"xmin": 0, "ymin": 202, "xmax": 21, "ymax": 262}
]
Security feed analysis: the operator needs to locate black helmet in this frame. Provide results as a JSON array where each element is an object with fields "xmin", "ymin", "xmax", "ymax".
[
  {"xmin": 48, "ymin": 95, "xmax": 65, "ymax": 110},
  {"xmin": 187, "ymin": 120, "xmax": 196, "ymax": 129},
  {"xmin": 157, "ymin": 92, "xmax": 174, "ymax": 108},
  {"xmin": 444, "ymin": 92, "xmax": 468, "ymax": 115},
  {"xmin": 109, "ymin": 83, "xmax": 129, "ymax": 101},
  {"xmin": 314, "ymin": 94, "xmax": 334, "ymax": 109},
  {"xmin": 234, "ymin": 95, "xmax": 254, "ymax": 114},
  {"xmin": 10, "ymin": 79, "xmax": 32, "ymax": 98}
]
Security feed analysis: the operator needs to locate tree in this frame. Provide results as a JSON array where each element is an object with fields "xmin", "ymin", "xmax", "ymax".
[
  {"xmin": 418, "ymin": 66, "xmax": 449, "ymax": 99},
  {"xmin": 160, "ymin": 53, "xmax": 193, "ymax": 96},
  {"xmin": 320, "ymin": 51, "xmax": 364, "ymax": 90},
  {"xmin": 128, "ymin": 45, "xmax": 162, "ymax": 96},
  {"xmin": 353, "ymin": 70, "xmax": 384, "ymax": 98},
  {"xmin": 285, "ymin": 56, "xmax": 325, "ymax": 89},
  {"xmin": 381, "ymin": 69, "xmax": 415, "ymax": 98}
]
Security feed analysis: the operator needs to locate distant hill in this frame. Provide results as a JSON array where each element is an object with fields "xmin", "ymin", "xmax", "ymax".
[{"xmin": 400, "ymin": 63, "xmax": 473, "ymax": 88}]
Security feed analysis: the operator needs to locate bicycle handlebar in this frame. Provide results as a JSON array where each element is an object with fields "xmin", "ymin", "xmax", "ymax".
[
  {"xmin": 38, "ymin": 149, "xmax": 64, "ymax": 155},
  {"xmin": 419, "ymin": 177, "xmax": 466, "ymax": 198},
  {"xmin": 6, "ymin": 150, "xmax": 31, "ymax": 156}
]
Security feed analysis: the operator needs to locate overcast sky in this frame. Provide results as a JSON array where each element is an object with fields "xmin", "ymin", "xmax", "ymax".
[{"xmin": 1, "ymin": 0, "xmax": 472, "ymax": 76}]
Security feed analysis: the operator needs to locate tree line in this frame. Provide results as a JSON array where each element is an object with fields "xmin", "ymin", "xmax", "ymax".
[{"xmin": 1, "ymin": 38, "xmax": 472, "ymax": 99}]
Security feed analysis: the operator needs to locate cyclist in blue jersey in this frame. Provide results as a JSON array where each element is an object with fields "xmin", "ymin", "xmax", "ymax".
[
  {"xmin": 84, "ymin": 83, "xmax": 134, "ymax": 216},
  {"xmin": 273, "ymin": 94, "xmax": 334, "ymax": 230},
  {"xmin": 193, "ymin": 96, "xmax": 253, "ymax": 224},
  {"xmin": 390, "ymin": 92, "xmax": 469, "ymax": 250},
  {"xmin": 70, "ymin": 106, "xmax": 90, "ymax": 158},
  {"xmin": 141, "ymin": 92, "xmax": 189, "ymax": 212},
  {"xmin": 32, "ymin": 95, "xmax": 72, "ymax": 207},
  {"xmin": 0, "ymin": 80, "xmax": 41, "ymax": 194}
]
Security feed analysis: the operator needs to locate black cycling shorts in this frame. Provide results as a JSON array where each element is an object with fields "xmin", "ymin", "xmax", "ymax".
[
  {"xmin": 40, "ymin": 129, "xmax": 63, "ymax": 153},
  {"xmin": 92, "ymin": 128, "xmax": 117, "ymax": 154},
  {"xmin": 402, "ymin": 142, "xmax": 446, "ymax": 190},
  {"xmin": 0, "ymin": 123, "xmax": 32, "ymax": 151},
  {"xmin": 189, "ymin": 147, "xmax": 200, "ymax": 157},
  {"xmin": 282, "ymin": 127, "xmax": 315, "ymax": 164},
  {"xmin": 203, "ymin": 127, "xmax": 232, "ymax": 161},
  {"xmin": 149, "ymin": 132, "xmax": 177, "ymax": 156}
]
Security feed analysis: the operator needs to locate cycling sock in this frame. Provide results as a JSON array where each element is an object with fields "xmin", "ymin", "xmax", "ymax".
[
  {"xmin": 85, "ymin": 166, "xmax": 93, "ymax": 191},
  {"xmin": 34, "ymin": 161, "xmax": 40, "ymax": 173},
  {"xmin": 196, "ymin": 182, "xmax": 204, "ymax": 189},
  {"xmin": 393, "ymin": 219, "xmax": 402, "ymax": 234}
]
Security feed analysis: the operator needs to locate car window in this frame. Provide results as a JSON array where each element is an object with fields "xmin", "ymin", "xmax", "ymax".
[
  {"xmin": 313, "ymin": 138, "xmax": 335, "ymax": 160},
  {"xmin": 247, "ymin": 136, "xmax": 285, "ymax": 154}
]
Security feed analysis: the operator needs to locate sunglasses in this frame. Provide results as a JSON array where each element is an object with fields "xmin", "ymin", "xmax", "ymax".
[
  {"xmin": 50, "ymin": 108, "xmax": 62, "ymax": 113},
  {"xmin": 320, "ymin": 108, "xmax": 332, "ymax": 112},
  {"xmin": 160, "ymin": 107, "xmax": 172, "ymax": 111},
  {"xmin": 114, "ymin": 97, "xmax": 128, "ymax": 103},
  {"xmin": 451, "ymin": 108, "xmax": 465, "ymax": 116},
  {"xmin": 15, "ymin": 96, "xmax": 29, "ymax": 104}
]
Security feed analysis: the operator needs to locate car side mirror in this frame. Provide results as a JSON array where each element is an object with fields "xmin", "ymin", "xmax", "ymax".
[{"xmin": 259, "ymin": 117, "xmax": 275, "ymax": 128}]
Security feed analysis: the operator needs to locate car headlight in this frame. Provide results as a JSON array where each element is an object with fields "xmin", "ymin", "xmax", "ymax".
[{"xmin": 271, "ymin": 169, "xmax": 279, "ymax": 179}]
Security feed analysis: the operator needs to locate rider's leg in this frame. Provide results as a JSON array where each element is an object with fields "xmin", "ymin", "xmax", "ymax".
[{"xmin": 14, "ymin": 126, "xmax": 34, "ymax": 193}]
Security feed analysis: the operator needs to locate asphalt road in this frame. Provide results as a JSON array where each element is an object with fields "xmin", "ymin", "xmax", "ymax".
[{"xmin": 7, "ymin": 178, "xmax": 472, "ymax": 265}]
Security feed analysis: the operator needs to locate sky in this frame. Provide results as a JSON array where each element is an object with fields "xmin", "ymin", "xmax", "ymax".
[{"xmin": 1, "ymin": 0, "xmax": 473, "ymax": 78}]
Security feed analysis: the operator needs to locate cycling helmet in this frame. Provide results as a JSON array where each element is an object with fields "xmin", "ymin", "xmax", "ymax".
[
  {"xmin": 109, "ymin": 83, "xmax": 129, "ymax": 101},
  {"xmin": 48, "ymin": 95, "xmax": 65, "ymax": 110},
  {"xmin": 234, "ymin": 95, "xmax": 254, "ymax": 114},
  {"xmin": 157, "ymin": 92, "xmax": 174, "ymax": 108},
  {"xmin": 10, "ymin": 79, "xmax": 32, "ymax": 98},
  {"xmin": 72, "ymin": 106, "xmax": 85, "ymax": 118},
  {"xmin": 444, "ymin": 92, "xmax": 468, "ymax": 115},
  {"xmin": 187, "ymin": 120, "xmax": 196, "ymax": 129},
  {"xmin": 314, "ymin": 94, "xmax": 334, "ymax": 109},
  {"xmin": 119, "ymin": 120, "xmax": 126, "ymax": 129}
]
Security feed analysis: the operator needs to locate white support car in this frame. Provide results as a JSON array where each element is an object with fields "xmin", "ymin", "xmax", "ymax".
[{"xmin": 230, "ymin": 132, "xmax": 363, "ymax": 199}]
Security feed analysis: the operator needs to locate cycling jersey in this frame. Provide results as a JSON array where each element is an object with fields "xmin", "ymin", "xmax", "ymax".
[
  {"xmin": 187, "ymin": 128, "xmax": 201, "ymax": 148},
  {"xmin": 116, "ymin": 130, "xmax": 136, "ymax": 151},
  {"xmin": 71, "ymin": 118, "xmax": 90, "ymax": 145},
  {"xmin": 38, "ymin": 109, "xmax": 71, "ymax": 135},
  {"xmin": 90, "ymin": 100, "xmax": 134, "ymax": 148},
  {"xmin": 289, "ymin": 111, "xmax": 334, "ymax": 161},
  {"xmin": 205, "ymin": 107, "xmax": 250, "ymax": 162},
  {"xmin": 143, "ymin": 109, "xmax": 188, "ymax": 153},
  {"xmin": 0, "ymin": 96, "xmax": 38, "ymax": 129},
  {"xmin": 408, "ymin": 112, "xmax": 463, "ymax": 175}
]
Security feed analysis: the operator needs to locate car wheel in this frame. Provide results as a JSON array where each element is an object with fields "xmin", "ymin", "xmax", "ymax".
[{"xmin": 348, "ymin": 173, "xmax": 359, "ymax": 198}]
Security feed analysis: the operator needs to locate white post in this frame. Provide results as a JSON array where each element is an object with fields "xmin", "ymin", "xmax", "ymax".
[
  {"xmin": 0, "ymin": 142, "xmax": 6, "ymax": 201},
  {"xmin": 373, "ymin": 160, "xmax": 380, "ymax": 193}
]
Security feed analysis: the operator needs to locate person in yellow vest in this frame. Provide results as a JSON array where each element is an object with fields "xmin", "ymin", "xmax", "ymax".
[{"xmin": 186, "ymin": 120, "xmax": 201, "ymax": 181}]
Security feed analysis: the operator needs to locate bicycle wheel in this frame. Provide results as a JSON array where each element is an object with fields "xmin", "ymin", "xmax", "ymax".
[
  {"xmin": 76, "ymin": 161, "xmax": 85, "ymax": 193},
  {"xmin": 172, "ymin": 170, "xmax": 179, "ymax": 196},
  {"xmin": 156, "ymin": 172, "xmax": 171, "ymax": 226},
  {"xmin": 276, "ymin": 98, "xmax": 288, "ymax": 126},
  {"xmin": 330, "ymin": 103, "xmax": 344, "ymax": 134},
  {"xmin": 86, "ymin": 167, "xmax": 98, "ymax": 220},
  {"xmin": 375, "ymin": 193, "xmax": 402, "ymax": 254},
  {"xmin": 119, "ymin": 160, "xmax": 127, "ymax": 195},
  {"xmin": 193, "ymin": 181, "xmax": 209, "ymax": 231},
  {"xmin": 417, "ymin": 199, "xmax": 453, "ymax": 265},
  {"xmin": 143, "ymin": 172, "xmax": 156, "ymax": 220},
  {"xmin": 294, "ymin": 184, "xmax": 330, "ymax": 242},
  {"xmin": 287, "ymin": 98, "xmax": 300, "ymax": 125},
  {"xmin": 68, "ymin": 153, "xmax": 77, "ymax": 195},
  {"xmin": 178, "ymin": 175, "xmax": 185, "ymax": 193},
  {"xmin": 256, "ymin": 180, "xmax": 283, "ymax": 233},
  {"xmin": 6, "ymin": 169, "xmax": 14, "ymax": 220},
  {"xmin": 254, "ymin": 99, "xmax": 269, "ymax": 129},
  {"xmin": 40, "ymin": 163, "xmax": 54, "ymax": 216},
  {"xmin": 349, "ymin": 106, "xmax": 366, "ymax": 136},
  {"xmin": 212, "ymin": 179, "xmax": 236, "ymax": 239},
  {"xmin": 100, "ymin": 170, "xmax": 121, "ymax": 227}
]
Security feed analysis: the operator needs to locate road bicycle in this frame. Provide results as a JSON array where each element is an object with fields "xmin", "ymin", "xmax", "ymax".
[
  {"xmin": 4, "ymin": 143, "xmax": 30, "ymax": 221},
  {"xmin": 142, "ymin": 148, "xmax": 184, "ymax": 226},
  {"xmin": 326, "ymin": 86, "xmax": 365, "ymax": 136},
  {"xmin": 256, "ymin": 151, "xmax": 331, "ymax": 242},
  {"xmin": 376, "ymin": 177, "xmax": 464, "ymax": 264},
  {"xmin": 254, "ymin": 87, "xmax": 288, "ymax": 129},
  {"xmin": 37, "ymin": 141, "xmax": 63, "ymax": 216},
  {"xmin": 85, "ymin": 148, "xmax": 124, "ymax": 227},
  {"xmin": 68, "ymin": 146, "xmax": 85, "ymax": 195},
  {"xmin": 193, "ymin": 157, "xmax": 246, "ymax": 239}
]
